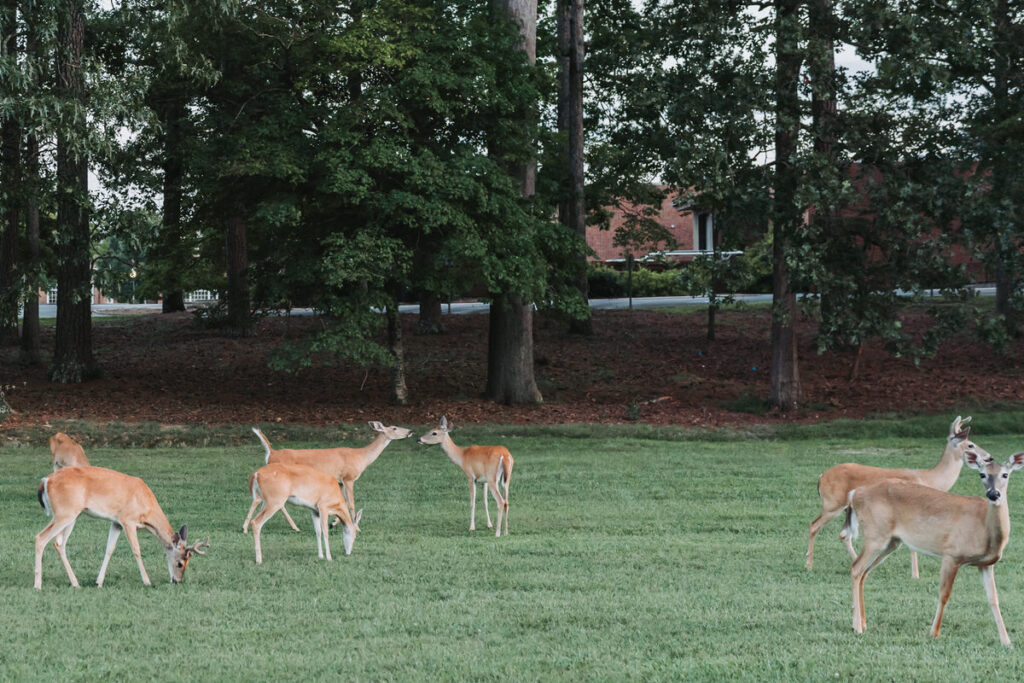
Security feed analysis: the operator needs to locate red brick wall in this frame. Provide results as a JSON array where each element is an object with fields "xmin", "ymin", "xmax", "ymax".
[{"xmin": 587, "ymin": 191, "xmax": 695, "ymax": 262}]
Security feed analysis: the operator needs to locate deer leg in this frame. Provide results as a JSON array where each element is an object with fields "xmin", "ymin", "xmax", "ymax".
[
  {"xmin": 312, "ymin": 511, "xmax": 325, "ymax": 558},
  {"xmin": 35, "ymin": 515, "xmax": 80, "ymax": 589},
  {"xmin": 487, "ymin": 479, "xmax": 505, "ymax": 538},
  {"xmin": 122, "ymin": 524, "xmax": 152, "ymax": 586},
  {"xmin": 251, "ymin": 502, "xmax": 284, "ymax": 565},
  {"xmin": 931, "ymin": 556, "xmax": 960, "ymax": 639},
  {"xmin": 851, "ymin": 538, "xmax": 900, "ymax": 633},
  {"xmin": 343, "ymin": 480, "xmax": 356, "ymax": 521},
  {"xmin": 468, "ymin": 475, "xmax": 477, "ymax": 531},
  {"xmin": 320, "ymin": 508, "xmax": 333, "ymax": 561},
  {"xmin": 280, "ymin": 505, "xmax": 300, "ymax": 532},
  {"xmin": 53, "ymin": 519, "xmax": 79, "ymax": 586},
  {"xmin": 96, "ymin": 523, "xmax": 122, "ymax": 587},
  {"xmin": 807, "ymin": 504, "xmax": 844, "ymax": 570},
  {"xmin": 979, "ymin": 566, "xmax": 1011, "ymax": 646},
  {"xmin": 910, "ymin": 551, "xmax": 920, "ymax": 580},
  {"xmin": 242, "ymin": 497, "xmax": 262, "ymax": 534},
  {"xmin": 483, "ymin": 480, "xmax": 493, "ymax": 529}
]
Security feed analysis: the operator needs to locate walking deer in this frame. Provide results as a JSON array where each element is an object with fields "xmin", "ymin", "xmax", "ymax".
[
  {"xmin": 247, "ymin": 463, "xmax": 362, "ymax": 564},
  {"xmin": 418, "ymin": 416, "xmax": 512, "ymax": 536},
  {"xmin": 806, "ymin": 415, "xmax": 985, "ymax": 577},
  {"xmin": 243, "ymin": 422, "xmax": 411, "ymax": 533},
  {"xmin": 845, "ymin": 450, "xmax": 1024, "ymax": 646},
  {"xmin": 49, "ymin": 432, "xmax": 89, "ymax": 470},
  {"xmin": 34, "ymin": 466, "xmax": 208, "ymax": 589}
]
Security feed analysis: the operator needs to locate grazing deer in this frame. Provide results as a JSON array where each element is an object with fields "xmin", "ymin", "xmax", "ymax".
[
  {"xmin": 243, "ymin": 422, "xmax": 412, "ymax": 533},
  {"xmin": 34, "ymin": 466, "xmax": 208, "ymax": 589},
  {"xmin": 248, "ymin": 463, "xmax": 362, "ymax": 564},
  {"xmin": 49, "ymin": 432, "xmax": 89, "ymax": 471},
  {"xmin": 806, "ymin": 415, "xmax": 985, "ymax": 577},
  {"xmin": 845, "ymin": 450, "xmax": 1024, "ymax": 646},
  {"xmin": 418, "ymin": 416, "xmax": 512, "ymax": 537}
]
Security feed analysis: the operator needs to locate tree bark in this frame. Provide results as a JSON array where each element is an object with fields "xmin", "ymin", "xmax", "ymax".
[
  {"xmin": 417, "ymin": 291, "xmax": 445, "ymax": 334},
  {"xmin": 487, "ymin": 292, "xmax": 542, "ymax": 404},
  {"xmin": 558, "ymin": 0, "xmax": 591, "ymax": 335},
  {"xmin": 992, "ymin": 0, "xmax": 1019, "ymax": 336},
  {"xmin": 386, "ymin": 298, "xmax": 408, "ymax": 405},
  {"xmin": 769, "ymin": 0, "xmax": 802, "ymax": 411},
  {"xmin": 159, "ymin": 96, "xmax": 187, "ymax": 313},
  {"xmin": 485, "ymin": 0, "xmax": 542, "ymax": 405},
  {"xmin": 50, "ymin": 0, "xmax": 96, "ymax": 383},
  {"xmin": 224, "ymin": 211, "xmax": 251, "ymax": 337},
  {"xmin": 19, "ymin": 0, "xmax": 41, "ymax": 364},
  {"xmin": 0, "ymin": 0, "xmax": 20, "ymax": 344}
]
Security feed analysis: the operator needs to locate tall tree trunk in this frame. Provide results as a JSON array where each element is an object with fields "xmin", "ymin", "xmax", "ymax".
[
  {"xmin": 485, "ymin": 0, "xmax": 542, "ymax": 405},
  {"xmin": 992, "ymin": 0, "xmax": 1019, "ymax": 336},
  {"xmin": 224, "ymin": 211, "xmax": 250, "ymax": 337},
  {"xmin": 487, "ymin": 292, "xmax": 542, "ymax": 404},
  {"xmin": 809, "ymin": 0, "xmax": 842, "ymax": 338},
  {"xmin": 50, "ymin": 0, "xmax": 95, "ymax": 383},
  {"xmin": 558, "ymin": 0, "xmax": 591, "ymax": 335},
  {"xmin": 0, "ymin": 0, "xmax": 20, "ymax": 344},
  {"xmin": 159, "ymin": 96, "xmax": 187, "ymax": 313},
  {"xmin": 19, "ymin": 0, "xmax": 41, "ymax": 364},
  {"xmin": 386, "ymin": 295, "xmax": 408, "ymax": 405},
  {"xmin": 769, "ymin": 0, "xmax": 802, "ymax": 411},
  {"xmin": 417, "ymin": 291, "xmax": 445, "ymax": 334}
]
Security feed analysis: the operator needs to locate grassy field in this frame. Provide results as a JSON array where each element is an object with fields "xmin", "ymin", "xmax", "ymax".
[{"xmin": 3, "ymin": 425, "xmax": 1024, "ymax": 679}]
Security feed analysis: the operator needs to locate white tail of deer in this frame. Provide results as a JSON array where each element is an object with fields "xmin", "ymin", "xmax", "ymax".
[
  {"xmin": 34, "ymin": 466, "xmax": 208, "ymax": 589},
  {"xmin": 845, "ymin": 450, "xmax": 1024, "ymax": 646},
  {"xmin": 49, "ymin": 432, "xmax": 89, "ymax": 471},
  {"xmin": 243, "ymin": 422, "xmax": 411, "ymax": 533},
  {"xmin": 806, "ymin": 415, "xmax": 984, "ymax": 577},
  {"xmin": 418, "ymin": 415, "xmax": 512, "ymax": 537},
  {"xmin": 248, "ymin": 463, "xmax": 362, "ymax": 564}
]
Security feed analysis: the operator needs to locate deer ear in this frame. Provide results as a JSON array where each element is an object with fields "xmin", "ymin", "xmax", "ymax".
[
  {"xmin": 440, "ymin": 415, "xmax": 449, "ymax": 431},
  {"xmin": 354, "ymin": 509, "xmax": 363, "ymax": 530},
  {"xmin": 965, "ymin": 451, "xmax": 986, "ymax": 471},
  {"xmin": 178, "ymin": 524, "xmax": 187, "ymax": 543},
  {"xmin": 1008, "ymin": 453, "xmax": 1024, "ymax": 471},
  {"xmin": 368, "ymin": 421, "xmax": 384, "ymax": 432}
]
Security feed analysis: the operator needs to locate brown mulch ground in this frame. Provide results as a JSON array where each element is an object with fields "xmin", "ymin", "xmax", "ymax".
[{"xmin": 2, "ymin": 306, "xmax": 1024, "ymax": 430}]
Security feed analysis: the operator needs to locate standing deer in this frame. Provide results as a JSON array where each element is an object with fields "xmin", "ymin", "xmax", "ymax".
[
  {"xmin": 243, "ymin": 422, "xmax": 412, "ymax": 533},
  {"xmin": 418, "ymin": 416, "xmax": 512, "ymax": 537},
  {"xmin": 49, "ymin": 432, "xmax": 89, "ymax": 470},
  {"xmin": 247, "ymin": 463, "xmax": 362, "ymax": 564},
  {"xmin": 34, "ymin": 466, "xmax": 208, "ymax": 589},
  {"xmin": 845, "ymin": 450, "xmax": 1024, "ymax": 646},
  {"xmin": 806, "ymin": 415, "xmax": 985, "ymax": 577}
]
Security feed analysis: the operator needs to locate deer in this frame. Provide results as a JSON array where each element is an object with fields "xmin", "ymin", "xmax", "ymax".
[
  {"xmin": 49, "ymin": 432, "xmax": 89, "ymax": 470},
  {"xmin": 845, "ymin": 450, "xmax": 1024, "ymax": 646},
  {"xmin": 806, "ymin": 415, "xmax": 986, "ymax": 578},
  {"xmin": 243, "ymin": 422, "xmax": 412, "ymax": 534},
  {"xmin": 34, "ymin": 466, "xmax": 208, "ymax": 589},
  {"xmin": 417, "ymin": 415, "xmax": 513, "ymax": 537},
  {"xmin": 247, "ymin": 462, "xmax": 362, "ymax": 564}
]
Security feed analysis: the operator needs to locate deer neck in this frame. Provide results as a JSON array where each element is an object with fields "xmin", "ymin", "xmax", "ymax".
[
  {"xmin": 440, "ymin": 434, "xmax": 465, "ymax": 467},
  {"xmin": 354, "ymin": 433, "xmax": 392, "ymax": 470},
  {"xmin": 984, "ymin": 500, "xmax": 1011, "ymax": 560},
  {"xmin": 919, "ymin": 441, "xmax": 964, "ymax": 489},
  {"xmin": 143, "ymin": 508, "xmax": 178, "ymax": 548}
]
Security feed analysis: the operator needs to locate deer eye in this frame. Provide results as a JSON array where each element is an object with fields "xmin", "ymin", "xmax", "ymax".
[
  {"xmin": 1003, "ymin": 473, "xmax": 1009, "ymax": 479},
  {"xmin": 980, "ymin": 473, "xmax": 986, "ymax": 478},
  {"xmin": 177, "ymin": 561, "xmax": 184, "ymax": 568}
]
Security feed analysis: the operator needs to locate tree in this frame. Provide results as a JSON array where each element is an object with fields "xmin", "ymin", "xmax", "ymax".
[
  {"xmin": 50, "ymin": 0, "xmax": 95, "ymax": 383},
  {"xmin": 557, "ymin": 0, "xmax": 590, "ymax": 335},
  {"xmin": 486, "ymin": 0, "xmax": 543, "ymax": 405},
  {"xmin": 0, "ymin": 0, "xmax": 20, "ymax": 344},
  {"xmin": 19, "ymin": 0, "xmax": 45, "ymax": 365}
]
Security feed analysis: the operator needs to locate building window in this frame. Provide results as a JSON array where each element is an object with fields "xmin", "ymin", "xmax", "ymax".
[
  {"xmin": 46, "ymin": 287, "xmax": 58, "ymax": 304},
  {"xmin": 695, "ymin": 212, "xmax": 714, "ymax": 252}
]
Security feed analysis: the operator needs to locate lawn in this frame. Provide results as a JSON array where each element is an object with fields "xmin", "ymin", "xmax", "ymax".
[{"xmin": 3, "ymin": 426, "xmax": 1024, "ymax": 679}]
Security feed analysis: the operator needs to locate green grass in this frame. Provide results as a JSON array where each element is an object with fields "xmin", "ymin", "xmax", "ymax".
[{"xmin": 4, "ymin": 430, "xmax": 1024, "ymax": 679}]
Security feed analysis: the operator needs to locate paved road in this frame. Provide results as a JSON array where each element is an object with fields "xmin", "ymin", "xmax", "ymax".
[{"xmin": 30, "ymin": 287, "xmax": 994, "ymax": 318}]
